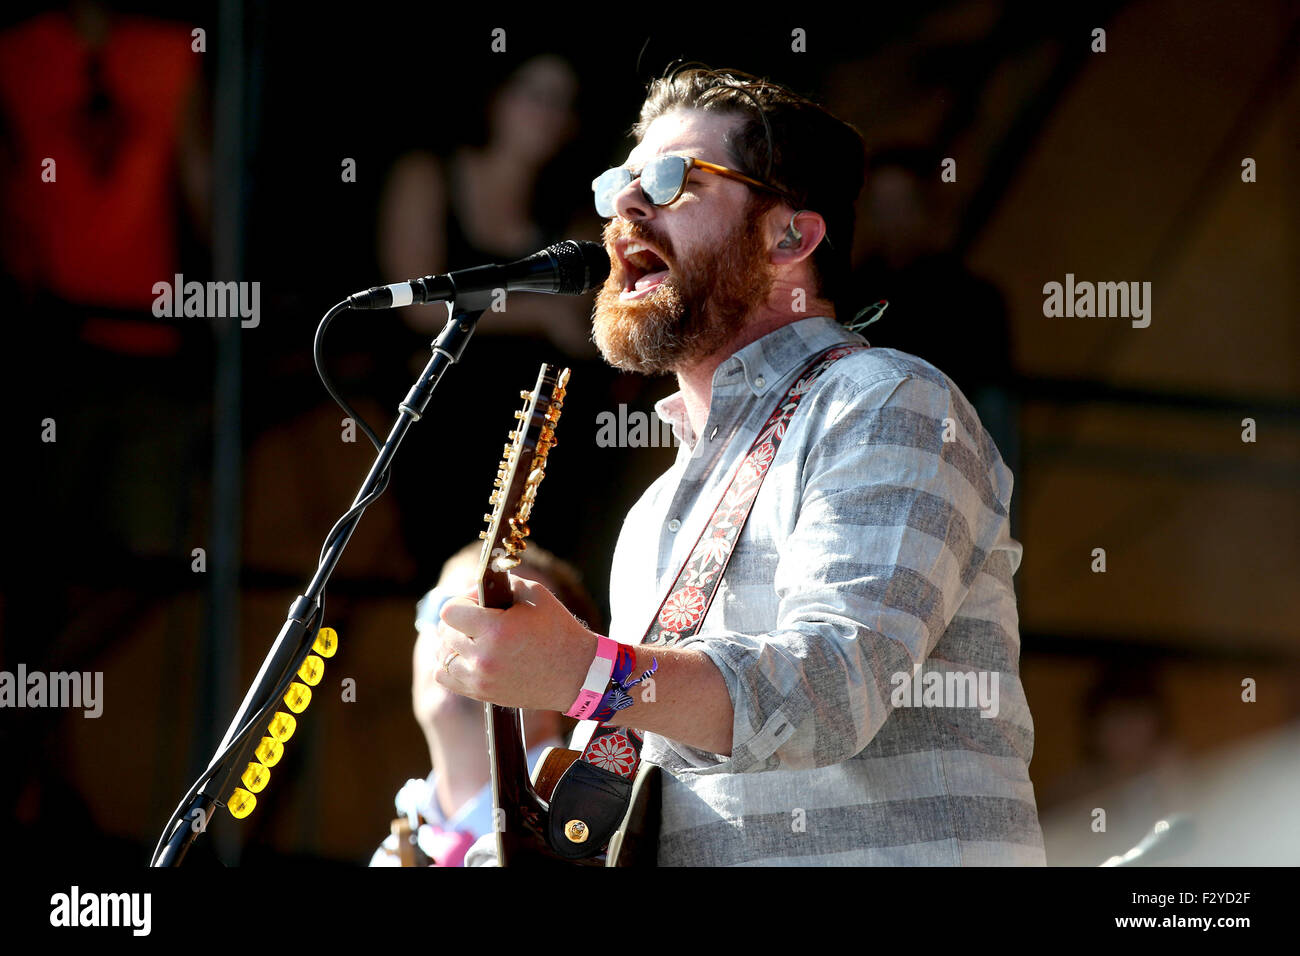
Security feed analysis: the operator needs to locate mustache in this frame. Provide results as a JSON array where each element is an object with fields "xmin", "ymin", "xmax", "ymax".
[{"xmin": 603, "ymin": 220, "xmax": 676, "ymax": 266}]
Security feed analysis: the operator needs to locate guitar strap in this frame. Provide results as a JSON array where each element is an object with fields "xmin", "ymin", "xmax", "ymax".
[{"xmin": 552, "ymin": 344, "xmax": 866, "ymax": 854}]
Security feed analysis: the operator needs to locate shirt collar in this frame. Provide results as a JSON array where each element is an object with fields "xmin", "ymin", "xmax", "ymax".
[{"xmin": 654, "ymin": 316, "xmax": 865, "ymax": 447}]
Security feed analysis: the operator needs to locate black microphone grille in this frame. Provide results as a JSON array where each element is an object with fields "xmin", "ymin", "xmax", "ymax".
[{"xmin": 546, "ymin": 240, "xmax": 611, "ymax": 294}]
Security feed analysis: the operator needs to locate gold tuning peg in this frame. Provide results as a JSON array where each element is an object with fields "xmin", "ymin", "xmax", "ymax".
[
  {"xmin": 483, "ymin": 513, "xmax": 493, "ymax": 523},
  {"xmin": 520, "ymin": 390, "xmax": 533, "ymax": 400}
]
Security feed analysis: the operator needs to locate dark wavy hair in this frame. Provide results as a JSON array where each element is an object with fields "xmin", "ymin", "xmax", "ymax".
[{"xmin": 634, "ymin": 64, "xmax": 867, "ymax": 302}]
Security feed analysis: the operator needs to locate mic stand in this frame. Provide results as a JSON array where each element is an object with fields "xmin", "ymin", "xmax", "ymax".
[{"xmin": 152, "ymin": 290, "xmax": 493, "ymax": 866}]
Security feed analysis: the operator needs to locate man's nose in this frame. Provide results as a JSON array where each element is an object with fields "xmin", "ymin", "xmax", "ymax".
[{"xmin": 613, "ymin": 176, "xmax": 655, "ymax": 222}]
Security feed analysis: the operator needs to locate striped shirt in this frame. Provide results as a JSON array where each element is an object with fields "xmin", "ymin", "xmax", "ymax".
[{"xmin": 608, "ymin": 315, "xmax": 1045, "ymax": 865}]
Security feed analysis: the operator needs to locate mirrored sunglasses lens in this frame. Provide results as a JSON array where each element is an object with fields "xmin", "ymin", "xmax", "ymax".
[
  {"xmin": 593, "ymin": 168, "xmax": 630, "ymax": 216},
  {"xmin": 641, "ymin": 155, "xmax": 687, "ymax": 204}
]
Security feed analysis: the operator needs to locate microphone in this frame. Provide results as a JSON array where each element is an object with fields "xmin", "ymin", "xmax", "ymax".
[{"xmin": 347, "ymin": 240, "xmax": 610, "ymax": 310}]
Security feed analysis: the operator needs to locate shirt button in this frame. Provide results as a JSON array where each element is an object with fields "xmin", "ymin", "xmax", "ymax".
[
  {"xmin": 667, "ymin": 518, "xmax": 682, "ymax": 533},
  {"xmin": 754, "ymin": 376, "xmax": 766, "ymax": 389}
]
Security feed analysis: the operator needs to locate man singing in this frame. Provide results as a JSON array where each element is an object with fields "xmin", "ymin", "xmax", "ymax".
[{"xmin": 436, "ymin": 65, "xmax": 1045, "ymax": 865}]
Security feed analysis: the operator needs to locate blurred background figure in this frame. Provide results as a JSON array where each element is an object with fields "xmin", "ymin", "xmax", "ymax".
[
  {"xmin": 370, "ymin": 542, "xmax": 598, "ymax": 867},
  {"xmin": 1040, "ymin": 704, "xmax": 1300, "ymax": 866},
  {"xmin": 378, "ymin": 52, "xmax": 595, "ymax": 354},
  {"xmin": 846, "ymin": 145, "xmax": 1017, "ymax": 471},
  {"xmin": 366, "ymin": 51, "xmax": 643, "ymax": 590},
  {"xmin": 0, "ymin": 0, "xmax": 211, "ymax": 575},
  {"xmin": 1073, "ymin": 663, "xmax": 1183, "ymax": 795},
  {"xmin": 0, "ymin": 0, "xmax": 210, "ymax": 867},
  {"xmin": 1037, "ymin": 662, "xmax": 1188, "ymax": 864}
]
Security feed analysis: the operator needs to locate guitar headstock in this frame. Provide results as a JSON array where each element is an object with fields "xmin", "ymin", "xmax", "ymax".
[{"xmin": 476, "ymin": 363, "xmax": 569, "ymax": 610}]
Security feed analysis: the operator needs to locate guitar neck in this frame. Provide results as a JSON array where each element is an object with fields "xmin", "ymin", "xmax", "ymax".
[{"xmin": 474, "ymin": 364, "xmax": 575, "ymax": 865}]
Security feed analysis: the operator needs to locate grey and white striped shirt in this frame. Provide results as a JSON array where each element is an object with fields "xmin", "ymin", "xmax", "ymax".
[{"xmin": 608, "ymin": 315, "xmax": 1045, "ymax": 865}]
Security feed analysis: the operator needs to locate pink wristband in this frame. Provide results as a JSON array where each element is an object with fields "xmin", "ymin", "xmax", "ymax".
[{"xmin": 565, "ymin": 635, "xmax": 618, "ymax": 719}]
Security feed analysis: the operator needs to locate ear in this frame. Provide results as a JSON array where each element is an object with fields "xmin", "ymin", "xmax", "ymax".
[{"xmin": 770, "ymin": 209, "xmax": 827, "ymax": 266}]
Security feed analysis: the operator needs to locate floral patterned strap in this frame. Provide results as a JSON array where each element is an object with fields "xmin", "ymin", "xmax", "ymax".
[
  {"xmin": 575, "ymin": 345, "xmax": 865, "ymax": 785},
  {"xmin": 580, "ymin": 725, "xmax": 646, "ymax": 779}
]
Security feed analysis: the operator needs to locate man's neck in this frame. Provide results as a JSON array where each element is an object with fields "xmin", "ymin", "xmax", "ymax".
[
  {"xmin": 426, "ymin": 714, "xmax": 490, "ymax": 820},
  {"xmin": 675, "ymin": 302, "xmax": 832, "ymax": 438}
]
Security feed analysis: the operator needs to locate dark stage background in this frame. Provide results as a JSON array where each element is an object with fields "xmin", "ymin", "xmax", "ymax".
[{"xmin": 1, "ymin": 0, "xmax": 1297, "ymax": 869}]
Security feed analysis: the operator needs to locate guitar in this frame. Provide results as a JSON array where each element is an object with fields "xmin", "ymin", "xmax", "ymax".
[{"xmin": 477, "ymin": 363, "xmax": 659, "ymax": 867}]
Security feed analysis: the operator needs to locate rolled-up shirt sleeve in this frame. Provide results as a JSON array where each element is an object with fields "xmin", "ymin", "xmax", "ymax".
[{"xmin": 671, "ymin": 370, "xmax": 1015, "ymax": 774}]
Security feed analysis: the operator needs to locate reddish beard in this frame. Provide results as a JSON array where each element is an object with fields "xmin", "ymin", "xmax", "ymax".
[{"xmin": 593, "ymin": 200, "xmax": 775, "ymax": 375}]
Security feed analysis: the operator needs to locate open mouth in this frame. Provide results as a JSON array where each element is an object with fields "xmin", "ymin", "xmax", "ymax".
[{"xmin": 617, "ymin": 239, "xmax": 671, "ymax": 298}]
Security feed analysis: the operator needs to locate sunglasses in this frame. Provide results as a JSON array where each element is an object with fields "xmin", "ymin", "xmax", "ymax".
[{"xmin": 592, "ymin": 154, "xmax": 793, "ymax": 218}]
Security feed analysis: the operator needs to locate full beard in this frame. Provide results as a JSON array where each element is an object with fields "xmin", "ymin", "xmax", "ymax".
[{"xmin": 592, "ymin": 203, "xmax": 775, "ymax": 375}]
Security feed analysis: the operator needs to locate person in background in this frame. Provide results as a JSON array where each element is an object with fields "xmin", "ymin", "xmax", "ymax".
[
  {"xmin": 846, "ymin": 146, "xmax": 1017, "ymax": 474},
  {"xmin": 370, "ymin": 542, "xmax": 601, "ymax": 866},
  {"xmin": 373, "ymin": 53, "xmax": 634, "ymax": 593},
  {"xmin": 0, "ymin": 0, "xmax": 212, "ymax": 565},
  {"xmin": 1038, "ymin": 662, "xmax": 1190, "ymax": 864},
  {"xmin": 0, "ymin": 2, "xmax": 212, "ymax": 866},
  {"xmin": 377, "ymin": 52, "xmax": 597, "ymax": 356}
]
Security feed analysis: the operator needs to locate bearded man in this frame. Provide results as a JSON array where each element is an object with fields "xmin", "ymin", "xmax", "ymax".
[{"xmin": 436, "ymin": 65, "xmax": 1046, "ymax": 866}]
